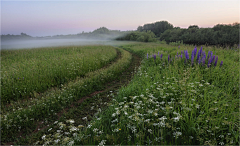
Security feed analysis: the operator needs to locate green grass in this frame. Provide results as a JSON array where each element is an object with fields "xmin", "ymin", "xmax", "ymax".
[
  {"xmin": 1, "ymin": 42, "xmax": 239, "ymax": 145},
  {"xmin": 35, "ymin": 43, "xmax": 239, "ymax": 145},
  {"xmin": 1, "ymin": 46, "xmax": 132, "ymax": 143},
  {"xmin": 1, "ymin": 45, "xmax": 117, "ymax": 104}
]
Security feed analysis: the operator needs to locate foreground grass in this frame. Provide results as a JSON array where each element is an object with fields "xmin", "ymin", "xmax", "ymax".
[
  {"xmin": 1, "ymin": 45, "xmax": 117, "ymax": 104},
  {"xmin": 1, "ymin": 47, "xmax": 132, "ymax": 144},
  {"xmin": 12, "ymin": 49, "xmax": 141, "ymax": 145},
  {"xmin": 37, "ymin": 43, "xmax": 239, "ymax": 145}
]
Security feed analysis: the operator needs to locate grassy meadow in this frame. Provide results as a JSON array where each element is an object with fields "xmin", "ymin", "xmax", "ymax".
[
  {"xmin": 1, "ymin": 42, "xmax": 239, "ymax": 145},
  {"xmin": 1, "ymin": 46, "xmax": 117, "ymax": 104}
]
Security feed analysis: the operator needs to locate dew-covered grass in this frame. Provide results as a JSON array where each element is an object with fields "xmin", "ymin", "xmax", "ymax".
[
  {"xmin": 36, "ymin": 43, "xmax": 239, "ymax": 145},
  {"xmin": 0, "ymin": 46, "xmax": 132, "ymax": 143},
  {"xmin": 1, "ymin": 45, "xmax": 117, "ymax": 104}
]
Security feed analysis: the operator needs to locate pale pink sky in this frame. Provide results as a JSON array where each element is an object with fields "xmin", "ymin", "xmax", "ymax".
[{"xmin": 1, "ymin": 0, "xmax": 239, "ymax": 36}]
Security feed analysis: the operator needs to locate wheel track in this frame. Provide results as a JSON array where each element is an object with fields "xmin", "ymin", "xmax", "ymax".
[{"xmin": 4, "ymin": 48, "xmax": 141, "ymax": 145}]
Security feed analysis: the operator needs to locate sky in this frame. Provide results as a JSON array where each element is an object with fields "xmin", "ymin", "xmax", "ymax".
[{"xmin": 1, "ymin": 0, "xmax": 239, "ymax": 37}]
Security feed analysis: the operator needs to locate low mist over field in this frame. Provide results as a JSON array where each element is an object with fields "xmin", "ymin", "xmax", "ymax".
[
  {"xmin": 1, "ymin": 27, "xmax": 131, "ymax": 50},
  {"xmin": 1, "ymin": 39, "xmax": 129, "ymax": 50}
]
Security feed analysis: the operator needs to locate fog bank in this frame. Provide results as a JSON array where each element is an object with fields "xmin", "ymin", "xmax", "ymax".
[{"xmin": 1, "ymin": 38, "xmax": 133, "ymax": 50}]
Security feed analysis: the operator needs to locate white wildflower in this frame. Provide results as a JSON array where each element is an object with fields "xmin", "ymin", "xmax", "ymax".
[
  {"xmin": 112, "ymin": 113, "xmax": 116, "ymax": 117},
  {"xmin": 219, "ymin": 142, "xmax": 224, "ymax": 145},
  {"xmin": 87, "ymin": 124, "xmax": 92, "ymax": 128},
  {"xmin": 54, "ymin": 139, "xmax": 60, "ymax": 144},
  {"xmin": 173, "ymin": 116, "xmax": 180, "ymax": 122},
  {"xmin": 42, "ymin": 134, "xmax": 46, "ymax": 140},
  {"xmin": 98, "ymin": 140, "xmax": 107, "ymax": 146},
  {"xmin": 67, "ymin": 140, "xmax": 74, "ymax": 146},
  {"xmin": 148, "ymin": 129, "xmax": 153, "ymax": 134},
  {"xmin": 70, "ymin": 126, "xmax": 78, "ymax": 132},
  {"xmin": 93, "ymin": 128, "xmax": 98, "ymax": 133}
]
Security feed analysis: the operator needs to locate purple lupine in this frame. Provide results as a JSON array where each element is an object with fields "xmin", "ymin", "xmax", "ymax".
[
  {"xmin": 196, "ymin": 50, "xmax": 200, "ymax": 62},
  {"xmin": 202, "ymin": 51, "xmax": 206, "ymax": 57},
  {"xmin": 160, "ymin": 54, "xmax": 163, "ymax": 59},
  {"xmin": 201, "ymin": 52, "xmax": 206, "ymax": 65},
  {"xmin": 214, "ymin": 56, "xmax": 218, "ymax": 66},
  {"xmin": 212, "ymin": 55, "xmax": 215, "ymax": 63},
  {"xmin": 207, "ymin": 51, "xmax": 211, "ymax": 60},
  {"xmin": 158, "ymin": 52, "xmax": 159, "ymax": 56},
  {"xmin": 178, "ymin": 46, "xmax": 180, "ymax": 49},
  {"xmin": 209, "ymin": 52, "xmax": 213, "ymax": 64},
  {"xmin": 154, "ymin": 54, "xmax": 156, "ymax": 60},
  {"xmin": 220, "ymin": 61, "xmax": 223, "ymax": 67},
  {"xmin": 194, "ymin": 46, "xmax": 197, "ymax": 57},
  {"xmin": 185, "ymin": 50, "xmax": 189, "ymax": 60},
  {"xmin": 177, "ymin": 52, "xmax": 178, "ymax": 56},
  {"xmin": 202, "ymin": 58, "xmax": 205, "ymax": 66},
  {"xmin": 198, "ymin": 56, "xmax": 202, "ymax": 64},
  {"xmin": 191, "ymin": 50, "xmax": 195, "ymax": 64},
  {"xmin": 168, "ymin": 55, "xmax": 170, "ymax": 62},
  {"xmin": 180, "ymin": 54, "xmax": 182, "ymax": 58},
  {"xmin": 208, "ymin": 58, "xmax": 211, "ymax": 68},
  {"xmin": 199, "ymin": 46, "xmax": 203, "ymax": 56},
  {"xmin": 147, "ymin": 53, "xmax": 148, "ymax": 59}
]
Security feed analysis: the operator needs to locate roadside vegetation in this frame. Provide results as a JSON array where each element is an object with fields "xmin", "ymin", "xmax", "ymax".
[
  {"xmin": 1, "ymin": 46, "xmax": 132, "ymax": 144},
  {"xmin": 38, "ymin": 43, "xmax": 239, "ymax": 145}
]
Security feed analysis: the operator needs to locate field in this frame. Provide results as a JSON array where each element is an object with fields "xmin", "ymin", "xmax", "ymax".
[{"xmin": 1, "ymin": 42, "xmax": 239, "ymax": 145}]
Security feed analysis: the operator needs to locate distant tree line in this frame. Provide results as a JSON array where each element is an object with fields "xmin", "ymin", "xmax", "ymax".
[
  {"xmin": 76, "ymin": 27, "xmax": 128, "ymax": 40},
  {"xmin": 1, "ymin": 33, "xmax": 32, "ymax": 40},
  {"xmin": 137, "ymin": 21, "xmax": 174, "ymax": 37},
  {"xmin": 1, "ymin": 27, "xmax": 128, "ymax": 40},
  {"xmin": 116, "ymin": 30, "xmax": 156, "ymax": 42},
  {"xmin": 117, "ymin": 21, "xmax": 239, "ymax": 46},
  {"xmin": 159, "ymin": 23, "xmax": 239, "ymax": 46}
]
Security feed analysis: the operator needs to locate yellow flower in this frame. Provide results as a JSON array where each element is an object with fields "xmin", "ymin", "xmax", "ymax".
[{"xmin": 119, "ymin": 129, "xmax": 121, "ymax": 130}]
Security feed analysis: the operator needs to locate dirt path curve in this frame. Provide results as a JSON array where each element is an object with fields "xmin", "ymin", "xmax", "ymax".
[{"xmin": 5, "ymin": 48, "xmax": 142, "ymax": 145}]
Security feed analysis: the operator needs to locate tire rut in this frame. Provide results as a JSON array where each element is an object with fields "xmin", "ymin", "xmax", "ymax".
[{"xmin": 5, "ymin": 48, "xmax": 141, "ymax": 145}]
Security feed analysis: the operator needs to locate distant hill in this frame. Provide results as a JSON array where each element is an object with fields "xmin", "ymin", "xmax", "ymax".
[{"xmin": 1, "ymin": 27, "xmax": 129, "ymax": 41}]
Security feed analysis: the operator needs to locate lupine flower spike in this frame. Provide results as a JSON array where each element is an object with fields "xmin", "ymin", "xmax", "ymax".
[
  {"xmin": 194, "ymin": 46, "xmax": 197, "ymax": 57},
  {"xmin": 220, "ymin": 61, "xmax": 223, "ymax": 67},
  {"xmin": 208, "ymin": 58, "xmax": 211, "ymax": 68},
  {"xmin": 191, "ymin": 50, "xmax": 195, "ymax": 64},
  {"xmin": 212, "ymin": 55, "xmax": 215, "ymax": 63},
  {"xmin": 202, "ymin": 58, "xmax": 205, "ymax": 66},
  {"xmin": 185, "ymin": 50, "xmax": 189, "ymax": 60},
  {"xmin": 214, "ymin": 56, "xmax": 218, "ymax": 66}
]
